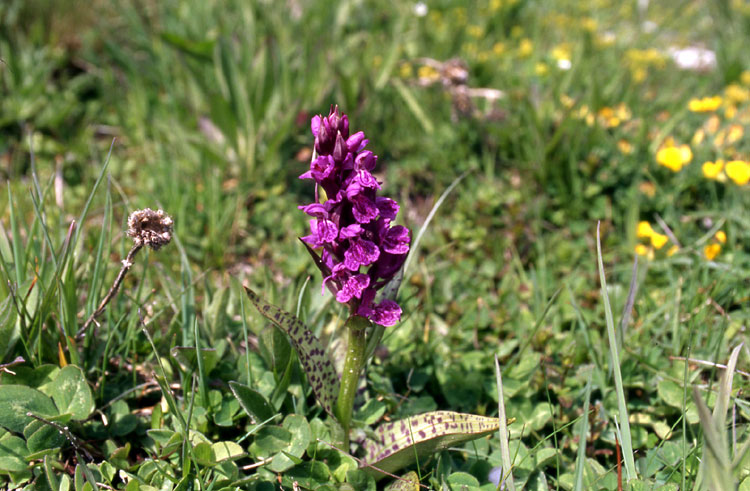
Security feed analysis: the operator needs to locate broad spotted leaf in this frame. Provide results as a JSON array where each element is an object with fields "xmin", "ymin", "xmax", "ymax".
[
  {"xmin": 384, "ymin": 471, "xmax": 420, "ymax": 490},
  {"xmin": 244, "ymin": 287, "xmax": 340, "ymax": 417},
  {"xmin": 362, "ymin": 411, "xmax": 498, "ymax": 479}
]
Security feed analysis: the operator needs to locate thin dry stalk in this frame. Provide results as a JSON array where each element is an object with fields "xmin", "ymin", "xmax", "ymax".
[
  {"xmin": 76, "ymin": 208, "xmax": 172, "ymax": 339},
  {"xmin": 76, "ymin": 243, "xmax": 142, "ymax": 338}
]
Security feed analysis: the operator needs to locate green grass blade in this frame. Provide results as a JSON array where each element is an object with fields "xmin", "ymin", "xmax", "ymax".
[
  {"xmin": 72, "ymin": 139, "xmax": 115, "ymax": 252},
  {"xmin": 194, "ymin": 317, "xmax": 209, "ymax": 410},
  {"xmin": 392, "ymin": 79, "xmax": 434, "ymax": 134},
  {"xmin": 494, "ymin": 354, "xmax": 516, "ymax": 491},
  {"xmin": 573, "ymin": 367, "xmax": 593, "ymax": 491},
  {"xmin": 7, "ymin": 182, "xmax": 25, "ymax": 286},
  {"xmin": 87, "ymin": 178, "xmax": 112, "ymax": 317},
  {"xmin": 713, "ymin": 344, "xmax": 742, "ymax": 431},
  {"xmin": 403, "ymin": 170, "xmax": 469, "ymax": 277},
  {"xmin": 596, "ymin": 222, "xmax": 637, "ymax": 481}
]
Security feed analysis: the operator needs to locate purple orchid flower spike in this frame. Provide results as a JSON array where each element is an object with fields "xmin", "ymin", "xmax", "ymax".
[{"xmin": 300, "ymin": 105, "xmax": 410, "ymax": 326}]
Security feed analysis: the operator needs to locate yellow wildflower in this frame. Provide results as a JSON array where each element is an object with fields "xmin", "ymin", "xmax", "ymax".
[
  {"xmin": 535, "ymin": 62, "xmax": 548, "ymax": 76},
  {"xmin": 725, "ymin": 104, "xmax": 737, "ymax": 120},
  {"xmin": 656, "ymin": 143, "xmax": 692, "ymax": 172},
  {"xmin": 715, "ymin": 230, "xmax": 727, "ymax": 244},
  {"xmin": 637, "ymin": 221, "xmax": 655, "ymax": 238},
  {"xmin": 551, "ymin": 44, "xmax": 571, "ymax": 62},
  {"xmin": 519, "ymin": 38, "xmax": 533, "ymax": 57},
  {"xmin": 560, "ymin": 94, "xmax": 575, "ymax": 109},
  {"xmin": 493, "ymin": 42, "xmax": 506, "ymax": 56},
  {"xmin": 467, "ymin": 25, "xmax": 484, "ymax": 38},
  {"xmin": 688, "ymin": 96, "xmax": 722, "ymax": 112},
  {"xmin": 615, "ymin": 103, "xmax": 632, "ymax": 121},
  {"xmin": 702, "ymin": 160, "xmax": 724, "ymax": 180},
  {"xmin": 704, "ymin": 243, "xmax": 721, "ymax": 260},
  {"xmin": 693, "ymin": 128, "xmax": 705, "ymax": 145},
  {"xmin": 632, "ymin": 67, "xmax": 647, "ymax": 83},
  {"xmin": 650, "ymin": 233, "xmax": 669, "ymax": 249},
  {"xmin": 598, "ymin": 107, "xmax": 622, "ymax": 128},
  {"xmin": 725, "ymin": 84, "xmax": 750, "ymax": 104},
  {"xmin": 727, "ymin": 124, "xmax": 744, "ymax": 144},
  {"xmin": 714, "ymin": 129, "xmax": 726, "ymax": 147},
  {"xmin": 418, "ymin": 65, "xmax": 440, "ymax": 81},
  {"xmin": 725, "ymin": 160, "xmax": 750, "ymax": 185},
  {"xmin": 399, "ymin": 63, "xmax": 413, "ymax": 78},
  {"xmin": 706, "ymin": 115, "xmax": 721, "ymax": 134},
  {"xmin": 617, "ymin": 140, "xmax": 633, "ymax": 154},
  {"xmin": 581, "ymin": 17, "xmax": 597, "ymax": 32},
  {"xmin": 742, "ymin": 70, "xmax": 750, "ymax": 86},
  {"xmin": 635, "ymin": 244, "xmax": 652, "ymax": 258},
  {"xmin": 667, "ymin": 245, "xmax": 679, "ymax": 257}
]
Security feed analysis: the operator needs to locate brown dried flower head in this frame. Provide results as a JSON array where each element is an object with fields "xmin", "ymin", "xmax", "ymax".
[{"xmin": 127, "ymin": 208, "xmax": 173, "ymax": 251}]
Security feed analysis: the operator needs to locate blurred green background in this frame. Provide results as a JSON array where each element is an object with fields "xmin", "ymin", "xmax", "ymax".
[{"xmin": 3, "ymin": 0, "xmax": 750, "ymax": 488}]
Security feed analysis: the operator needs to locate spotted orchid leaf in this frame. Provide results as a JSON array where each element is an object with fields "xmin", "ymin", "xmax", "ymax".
[
  {"xmin": 244, "ymin": 287, "xmax": 340, "ymax": 418},
  {"xmin": 362, "ymin": 411, "xmax": 499, "ymax": 479},
  {"xmin": 384, "ymin": 471, "xmax": 420, "ymax": 490}
]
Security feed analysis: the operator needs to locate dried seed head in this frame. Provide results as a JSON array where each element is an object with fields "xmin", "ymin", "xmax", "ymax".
[{"xmin": 127, "ymin": 208, "xmax": 173, "ymax": 250}]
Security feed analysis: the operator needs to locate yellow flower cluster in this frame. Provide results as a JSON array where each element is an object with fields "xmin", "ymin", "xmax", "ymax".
[
  {"xmin": 635, "ymin": 221, "xmax": 677, "ymax": 259},
  {"xmin": 704, "ymin": 231, "xmax": 726, "ymax": 260},
  {"xmin": 518, "ymin": 38, "xmax": 533, "ymax": 58},
  {"xmin": 597, "ymin": 103, "xmax": 631, "ymax": 128},
  {"xmin": 567, "ymin": 100, "xmax": 632, "ymax": 129},
  {"xmin": 688, "ymin": 96, "xmax": 722, "ymax": 113},
  {"xmin": 702, "ymin": 159, "xmax": 750, "ymax": 185},
  {"xmin": 656, "ymin": 140, "xmax": 692, "ymax": 172},
  {"xmin": 635, "ymin": 221, "xmax": 679, "ymax": 259},
  {"xmin": 637, "ymin": 221, "xmax": 669, "ymax": 248},
  {"xmin": 625, "ymin": 48, "xmax": 666, "ymax": 82}
]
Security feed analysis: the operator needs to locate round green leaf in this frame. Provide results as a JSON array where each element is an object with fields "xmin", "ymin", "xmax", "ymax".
[
  {"xmin": 47, "ymin": 365, "xmax": 94, "ymax": 421},
  {"xmin": 446, "ymin": 472, "xmax": 480, "ymax": 489},
  {"xmin": 0, "ymin": 385, "xmax": 58, "ymax": 433},
  {"xmin": 193, "ymin": 442, "xmax": 217, "ymax": 467},
  {"xmin": 0, "ymin": 433, "xmax": 28, "ymax": 472},
  {"xmin": 267, "ymin": 414, "xmax": 311, "ymax": 472},
  {"xmin": 24, "ymin": 419, "xmax": 66, "ymax": 453},
  {"xmin": 211, "ymin": 441, "xmax": 245, "ymax": 463}
]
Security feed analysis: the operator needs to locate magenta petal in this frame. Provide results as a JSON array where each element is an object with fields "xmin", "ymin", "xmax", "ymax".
[
  {"xmin": 317, "ymin": 219, "xmax": 339, "ymax": 244},
  {"xmin": 346, "ymin": 131, "xmax": 366, "ymax": 153},
  {"xmin": 342, "ymin": 153, "xmax": 355, "ymax": 170},
  {"xmin": 336, "ymin": 273, "xmax": 370, "ymax": 303},
  {"xmin": 351, "ymin": 195, "xmax": 379, "ymax": 224},
  {"xmin": 345, "ymin": 179, "xmax": 364, "ymax": 200},
  {"xmin": 339, "ymin": 223, "xmax": 363, "ymax": 239},
  {"xmin": 344, "ymin": 239, "xmax": 381, "ymax": 270},
  {"xmin": 355, "ymin": 169, "xmax": 380, "ymax": 189},
  {"xmin": 298, "ymin": 203, "xmax": 328, "ymax": 218},
  {"xmin": 311, "ymin": 115, "xmax": 322, "ymax": 137},
  {"xmin": 355, "ymin": 150, "xmax": 377, "ymax": 171},
  {"xmin": 333, "ymin": 133, "xmax": 347, "ymax": 162},
  {"xmin": 376, "ymin": 197, "xmax": 399, "ymax": 221},
  {"xmin": 383, "ymin": 225, "xmax": 410, "ymax": 254},
  {"xmin": 369, "ymin": 300, "xmax": 401, "ymax": 326}
]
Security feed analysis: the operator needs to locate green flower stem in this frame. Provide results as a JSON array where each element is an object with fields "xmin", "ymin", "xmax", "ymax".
[{"xmin": 335, "ymin": 315, "xmax": 370, "ymax": 448}]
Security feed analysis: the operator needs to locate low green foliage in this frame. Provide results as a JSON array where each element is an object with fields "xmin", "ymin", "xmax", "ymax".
[{"xmin": 2, "ymin": 0, "xmax": 750, "ymax": 489}]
